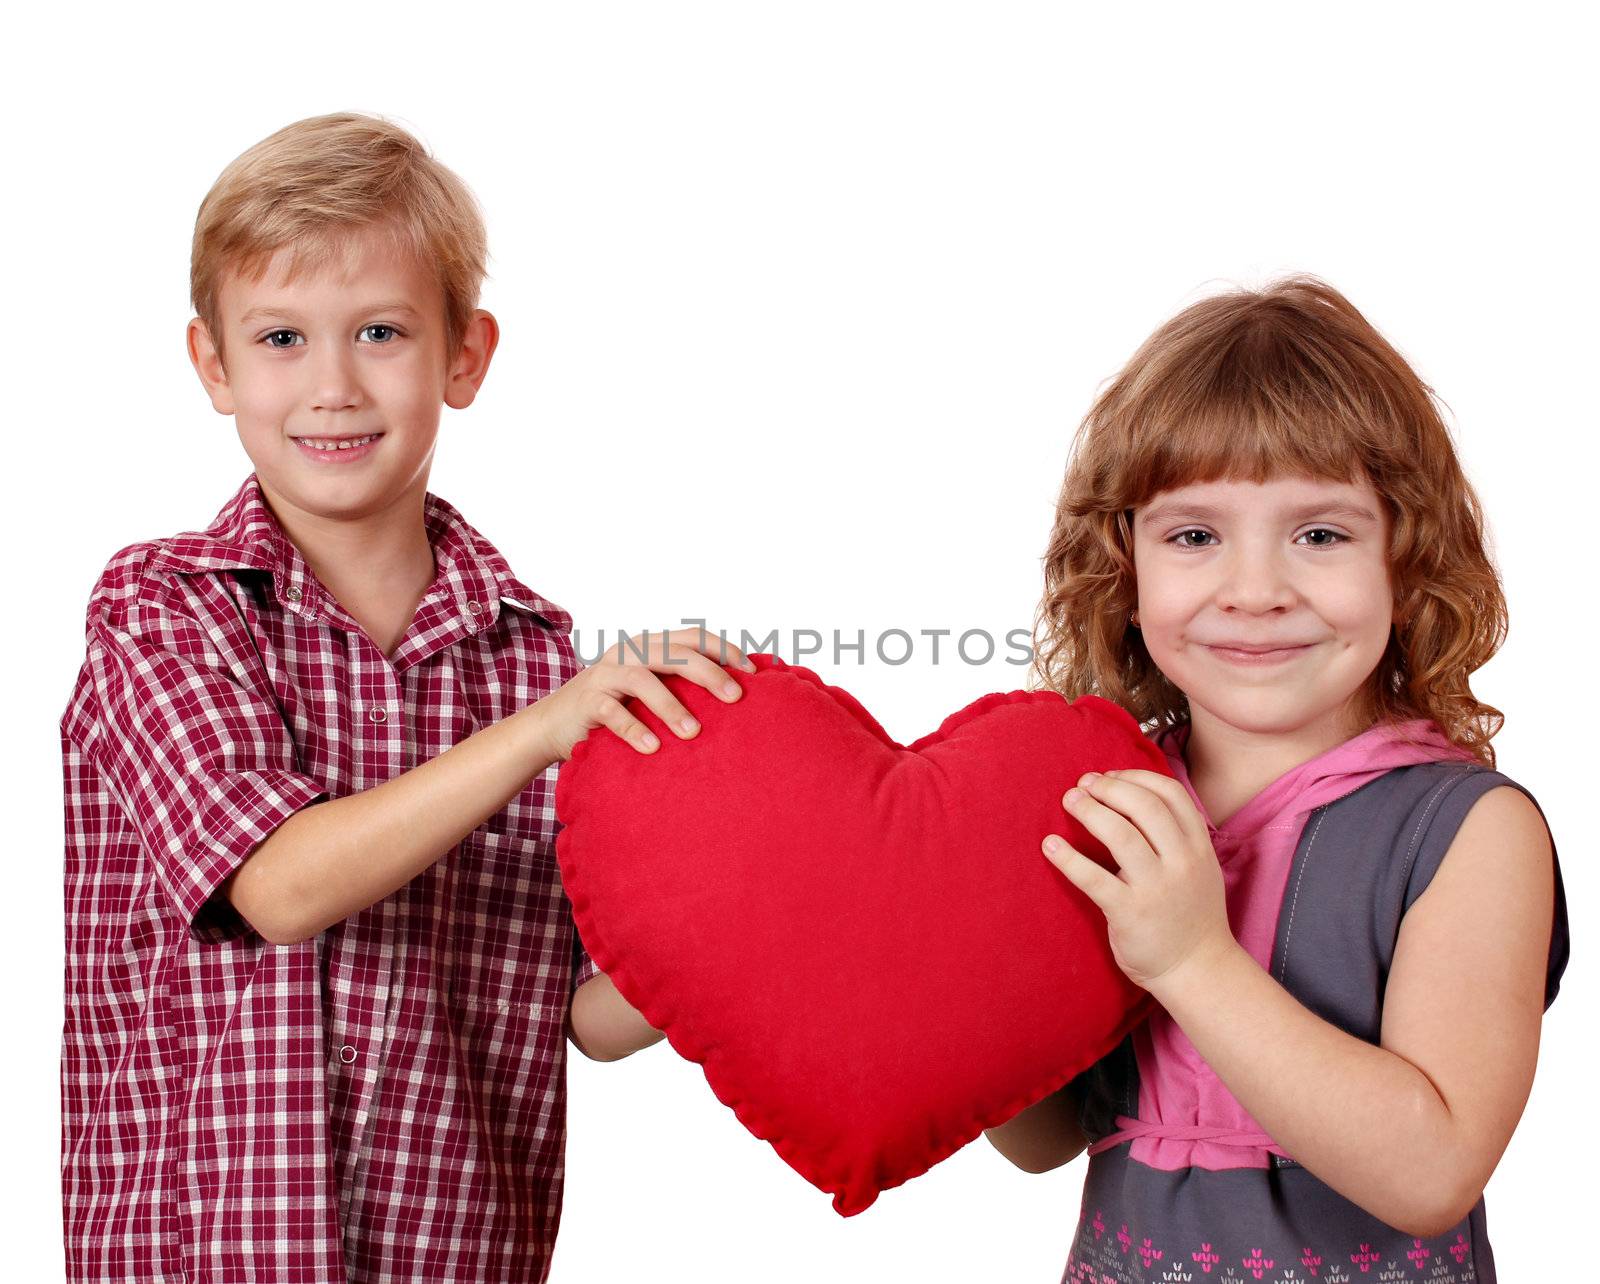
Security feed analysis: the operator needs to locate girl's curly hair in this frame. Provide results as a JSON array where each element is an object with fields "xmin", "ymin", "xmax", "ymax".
[{"xmin": 1032, "ymin": 275, "xmax": 1507, "ymax": 768}]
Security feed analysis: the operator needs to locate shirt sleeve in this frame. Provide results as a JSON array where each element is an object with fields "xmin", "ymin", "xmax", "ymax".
[
  {"xmin": 82, "ymin": 585, "xmax": 328, "ymax": 946},
  {"xmin": 553, "ymin": 806, "xmax": 601, "ymax": 993}
]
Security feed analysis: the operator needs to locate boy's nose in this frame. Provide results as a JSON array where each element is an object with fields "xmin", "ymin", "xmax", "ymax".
[{"xmin": 309, "ymin": 348, "xmax": 364, "ymax": 412}]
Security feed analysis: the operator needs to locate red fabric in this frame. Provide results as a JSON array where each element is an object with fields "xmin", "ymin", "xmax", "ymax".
[
  {"xmin": 555, "ymin": 654, "xmax": 1171, "ymax": 1215},
  {"xmin": 60, "ymin": 472, "xmax": 594, "ymax": 1283}
]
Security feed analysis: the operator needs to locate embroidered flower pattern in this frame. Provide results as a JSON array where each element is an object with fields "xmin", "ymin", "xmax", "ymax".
[{"xmin": 1061, "ymin": 1226, "xmax": 1480, "ymax": 1284}]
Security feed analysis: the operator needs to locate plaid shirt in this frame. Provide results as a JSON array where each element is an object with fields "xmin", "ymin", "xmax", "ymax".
[{"xmin": 60, "ymin": 473, "xmax": 599, "ymax": 1283}]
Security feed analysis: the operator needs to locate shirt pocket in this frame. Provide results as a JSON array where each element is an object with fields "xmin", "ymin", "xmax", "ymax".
[{"xmin": 445, "ymin": 827, "xmax": 573, "ymax": 1017}]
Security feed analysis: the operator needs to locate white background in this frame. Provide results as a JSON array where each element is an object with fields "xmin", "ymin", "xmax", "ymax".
[{"xmin": 8, "ymin": 2, "xmax": 1594, "ymax": 1279}]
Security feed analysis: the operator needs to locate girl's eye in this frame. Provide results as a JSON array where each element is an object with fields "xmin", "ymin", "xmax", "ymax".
[{"xmin": 1166, "ymin": 528, "xmax": 1350, "ymax": 549}]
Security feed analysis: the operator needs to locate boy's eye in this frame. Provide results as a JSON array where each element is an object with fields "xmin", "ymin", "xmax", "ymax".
[{"xmin": 258, "ymin": 325, "xmax": 402, "ymax": 348}]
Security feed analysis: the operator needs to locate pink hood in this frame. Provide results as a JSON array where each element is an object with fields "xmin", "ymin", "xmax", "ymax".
[{"xmin": 1117, "ymin": 717, "xmax": 1477, "ymax": 1171}]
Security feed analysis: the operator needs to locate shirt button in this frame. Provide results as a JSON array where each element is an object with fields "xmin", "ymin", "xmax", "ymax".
[
  {"xmin": 368, "ymin": 706, "xmax": 387, "ymax": 724},
  {"xmin": 285, "ymin": 586, "xmax": 303, "ymax": 602},
  {"xmin": 466, "ymin": 601, "xmax": 482, "ymax": 614},
  {"xmin": 338, "ymin": 1044, "xmax": 357, "ymax": 1064}
]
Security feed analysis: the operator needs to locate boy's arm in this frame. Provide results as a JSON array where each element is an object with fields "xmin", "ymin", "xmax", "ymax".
[
  {"xmin": 567, "ymin": 973, "xmax": 666, "ymax": 1061},
  {"xmin": 227, "ymin": 625, "xmax": 753, "ymax": 946},
  {"xmin": 224, "ymin": 698, "xmax": 558, "ymax": 944},
  {"xmin": 983, "ymin": 1082, "xmax": 1089, "ymax": 1173}
]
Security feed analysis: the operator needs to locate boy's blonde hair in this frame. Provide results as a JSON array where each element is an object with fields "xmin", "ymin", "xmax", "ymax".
[
  {"xmin": 1033, "ymin": 275, "xmax": 1507, "ymax": 767},
  {"xmin": 191, "ymin": 112, "xmax": 488, "ymax": 369}
]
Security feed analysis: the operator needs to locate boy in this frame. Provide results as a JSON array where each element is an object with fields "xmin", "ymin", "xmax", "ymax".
[{"xmin": 59, "ymin": 111, "xmax": 750, "ymax": 1283}]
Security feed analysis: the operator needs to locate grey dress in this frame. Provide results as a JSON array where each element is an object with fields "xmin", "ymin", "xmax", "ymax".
[{"xmin": 1061, "ymin": 761, "xmax": 1571, "ymax": 1284}]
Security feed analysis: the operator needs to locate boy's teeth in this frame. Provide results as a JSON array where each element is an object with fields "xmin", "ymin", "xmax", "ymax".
[{"xmin": 299, "ymin": 434, "xmax": 378, "ymax": 451}]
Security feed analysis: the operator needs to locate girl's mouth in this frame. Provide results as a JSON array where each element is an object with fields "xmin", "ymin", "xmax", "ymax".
[{"xmin": 1205, "ymin": 643, "xmax": 1312, "ymax": 666}]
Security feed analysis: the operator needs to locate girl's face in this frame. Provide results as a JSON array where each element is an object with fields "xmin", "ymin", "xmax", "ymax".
[{"xmin": 1130, "ymin": 472, "xmax": 1395, "ymax": 750}]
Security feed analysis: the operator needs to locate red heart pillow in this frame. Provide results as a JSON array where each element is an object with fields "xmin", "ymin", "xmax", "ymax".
[{"xmin": 555, "ymin": 654, "xmax": 1169, "ymax": 1215}]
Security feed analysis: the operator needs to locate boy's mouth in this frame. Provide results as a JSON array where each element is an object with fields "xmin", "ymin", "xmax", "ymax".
[
  {"xmin": 291, "ymin": 432, "xmax": 384, "ymax": 451},
  {"xmin": 292, "ymin": 432, "xmax": 384, "ymax": 459}
]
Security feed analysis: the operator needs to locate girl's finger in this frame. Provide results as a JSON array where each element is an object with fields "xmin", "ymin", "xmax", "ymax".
[
  {"xmin": 1100, "ymin": 768, "xmax": 1212, "ymax": 848},
  {"xmin": 1072, "ymin": 773, "xmax": 1193, "ymax": 873},
  {"xmin": 1043, "ymin": 834, "xmax": 1127, "ymax": 910},
  {"xmin": 1061, "ymin": 784, "xmax": 1160, "ymax": 881}
]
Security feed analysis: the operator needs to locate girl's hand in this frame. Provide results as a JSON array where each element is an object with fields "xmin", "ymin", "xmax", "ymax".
[
  {"xmin": 1042, "ymin": 768, "xmax": 1235, "ymax": 992},
  {"xmin": 536, "ymin": 626, "xmax": 755, "ymax": 763}
]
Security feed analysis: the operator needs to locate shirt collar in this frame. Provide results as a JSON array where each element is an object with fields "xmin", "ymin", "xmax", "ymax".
[{"xmin": 147, "ymin": 473, "xmax": 572, "ymax": 635}]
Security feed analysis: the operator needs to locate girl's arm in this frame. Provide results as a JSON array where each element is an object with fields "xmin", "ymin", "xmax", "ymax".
[
  {"xmin": 1048, "ymin": 770, "xmax": 1555, "ymax": 1237},
  {"xmin": 1145, "ymin": 785, "xmax": 1555, "ymax": 1238},
  {"xmin": 983, "ymin": 1082, "xmax": 1089, "ymax": 1172}
]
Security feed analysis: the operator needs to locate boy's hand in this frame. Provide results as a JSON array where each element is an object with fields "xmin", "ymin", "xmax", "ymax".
[{"xmin": 536, "ymin": 626, "xmax": 755, "ymax": 762}]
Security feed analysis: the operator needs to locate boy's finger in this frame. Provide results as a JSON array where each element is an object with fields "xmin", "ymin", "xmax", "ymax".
[
  {"xmin": 622, "ymin": 672, "xmax": 700, "ymax": 740},
  {"xmin": 598, "ymin": 700, "xmax": 661, "ymax": 754},
  {"xmin": 662, "ymin": 647, "xmax": 744, "ymax": 701},
  {"xmin": 667, "ymin": 626, "xmax": 756, "ymax": 671},
  {"xmin": 700, "ymin": 630, "xmax": 755, "ymax": 671}
]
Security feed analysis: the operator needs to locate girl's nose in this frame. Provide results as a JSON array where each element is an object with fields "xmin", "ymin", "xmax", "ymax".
[{"xmin": 1212, "ymin": 548, "xmax": 1298, "ymax": 614}]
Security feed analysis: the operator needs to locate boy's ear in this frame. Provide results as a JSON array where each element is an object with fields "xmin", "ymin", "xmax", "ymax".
[
  {"xmin": 444, "ymin": 309, "xmax": 499, "ymax": 411},
  {"xmin": 187, "ymin": 317, "xmax": 236, "ymax": 415}
]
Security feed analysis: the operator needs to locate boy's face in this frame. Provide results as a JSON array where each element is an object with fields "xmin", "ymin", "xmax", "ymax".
[{"xmin": 188, "ymin": 223, "xmax": 496, "ymax": 528}]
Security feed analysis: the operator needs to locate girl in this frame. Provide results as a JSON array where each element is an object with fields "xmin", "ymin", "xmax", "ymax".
[{"xmin": 983, "ymin": 277, "xmax": 1569, "ymax": 1283}]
